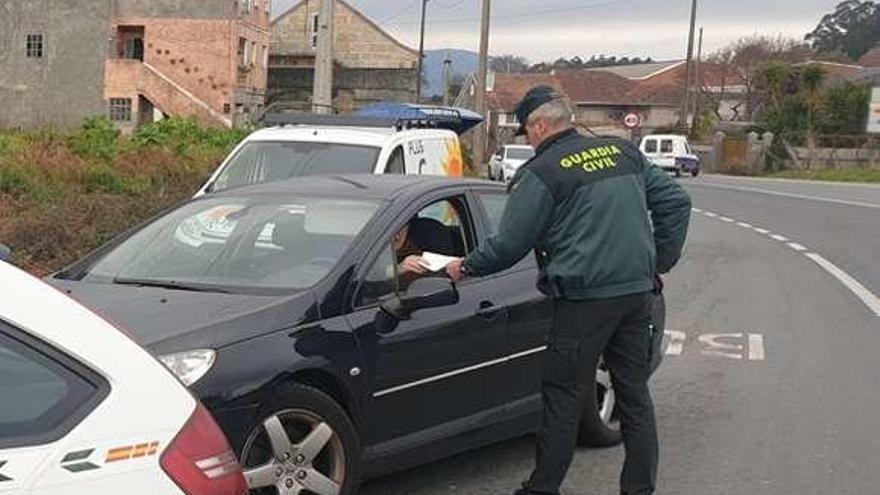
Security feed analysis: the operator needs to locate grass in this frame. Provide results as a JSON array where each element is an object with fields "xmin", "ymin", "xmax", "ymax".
[
  {"xmin": 0, "ymin": 117, "xmax": 248, "ymax": 275},
  {"xmin": 763, "ymin": 168, "xmax": 880, "ymax": 184}
]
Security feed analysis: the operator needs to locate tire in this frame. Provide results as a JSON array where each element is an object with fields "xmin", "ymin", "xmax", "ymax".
[
  {"xmin": 239, "ymin": 383, "xmax": 360, "ymax": 495},
  {"xmin": 577, "ymin": 360, "xmax": 622, "ymax": 447},
  {"xmin": 691, "ymin": 169, "xmax": 700, "ymax": 177}
]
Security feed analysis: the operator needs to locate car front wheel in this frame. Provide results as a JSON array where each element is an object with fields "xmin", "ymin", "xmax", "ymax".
[
  {"xmin": 240, "ymin": 383, "xmax": 359, "ymax": 495},
  {"xmin": 577, "ymin": 359, "xmax": 622, "ymax": 447}
]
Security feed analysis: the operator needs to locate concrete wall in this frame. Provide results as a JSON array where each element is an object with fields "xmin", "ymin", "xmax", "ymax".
[
  {"xmin": 113, "ymin": 0, "xmax": 235, "ymax": 19},
  {"xmin": 0, "ymin": 0, "xmax": 111, "ymax": 128},
  {"xmin": 271, "ymin": 0, "xmax": 417, "ymax": 70},
  {"xmin": 267, "ymin": 66, "xmax": 416, "ymax": 112}
]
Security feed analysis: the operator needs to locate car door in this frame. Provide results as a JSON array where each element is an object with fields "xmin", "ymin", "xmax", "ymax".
[
  {"xmin": 345, "ymin": 191, "xmax": 509, "ymax": 458},
  {"xmin": 0, "ymin": 322, "xmax": 109, "ymax": 494},
  {"xmin": 468, "ymin": 187, "xmax": 553, "ymax": 419}
]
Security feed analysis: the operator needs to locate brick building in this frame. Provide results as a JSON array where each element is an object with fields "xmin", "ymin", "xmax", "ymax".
[
  {"xmin": 0, "ymin": 0, "xmax": 269, "ymax": 130},
  {"xmin": 268, "ymin": 0, "xmax": 419, "ymax": 113}
]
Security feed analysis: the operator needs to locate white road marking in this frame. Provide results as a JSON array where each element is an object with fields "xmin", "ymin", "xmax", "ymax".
[
  {"xmin": 748, "ymin": 334, "xmax": 766, "ymax": 361},
  {"xmin": 692, "ymin": 208, "xmax": 703, "ymax": 213},
  {"xmin": 787, "ymin": 243, "xmax": 808, "ymax": 252},
  {"xmin": 664, "ymin": 330, "xmax": 686, "ymax": 356},
  {"xmin": 691, "ymin": 182, "xmax": 880, "ymax": 209},
  {"xmin": 699, "ymin": 333, "xmax": 745, "ymax": 360},
  {"xmin": 736, "ymin": 222, "xmax": 753, "ymax": 228},
  {"xmin": 770, "ymin": 234, "xmax": 789, "ymax": 242},
  {"xmin": 704, "ymin": 212, "xmax": 718, "ymax": 218},
  {"xmin": 753, "ymin": 228, "xmax": 770, "ymax": 234},
  {"xmin": 805, "ymin": 253, "xmax": 880, "ymax": 317},
  {"xmin": 720, "ymin": 216, "xmax": 735, "ymax": 223}
]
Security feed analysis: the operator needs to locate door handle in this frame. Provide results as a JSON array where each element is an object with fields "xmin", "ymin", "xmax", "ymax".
[{"xmin": 476, "ymin": 301, "xmax": 504, "ymax": 321}]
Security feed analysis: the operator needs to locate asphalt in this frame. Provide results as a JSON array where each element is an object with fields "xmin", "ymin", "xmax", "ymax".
[{"xmin": 361, "ymin": 174, "xmax": 880, "ymax": 495}]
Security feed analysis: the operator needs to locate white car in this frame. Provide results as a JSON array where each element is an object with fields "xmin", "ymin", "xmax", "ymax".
[
  {"xmin": 0, "ymin": 259, "xmax": 247, "ymax": 495},
  {"xmin": 639, "ymin": 134, "xmax": 701, "ymax": 177},
  {"xmin": 197, "ymin": 114, "xmax": 466, "ymax": 196},
  {"xmin": 488, "ymin": 145, "xmax": 535, "ymax": 182}
]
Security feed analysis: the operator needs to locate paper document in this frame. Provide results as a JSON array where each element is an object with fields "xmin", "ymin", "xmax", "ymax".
[{"xmin": 419, "ymin": 252, "xmax": 458, "ymax": 272}]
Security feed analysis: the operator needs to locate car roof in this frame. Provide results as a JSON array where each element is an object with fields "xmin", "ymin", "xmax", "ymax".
[
  {"xmin": 504, "ymin": 144, "xmax": 534, "ymax": 149},
  {"xmin": 642, "ymin": 134, "xmax": 688, "ymax": 140},
  {"xmin": 245, "ymin": 126, "xmax": 457, "ymax": 148},
  {"xmin": 210, "ymin": 174, "xmax": 500, "ymax": 201}
]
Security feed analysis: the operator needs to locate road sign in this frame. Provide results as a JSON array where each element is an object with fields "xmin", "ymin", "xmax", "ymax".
[
  {"xmin": 868, "ymin": 88, "xmax": 880, "ymax": 134},
  {"xmin": 623, "ymin": 113, "xmax": 641, "ymax": 129}
]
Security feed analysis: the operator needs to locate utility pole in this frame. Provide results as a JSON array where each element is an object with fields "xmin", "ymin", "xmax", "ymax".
[
  {"xmin": 312, "ymin": 0, "xmax": 335, "ymax": 114},
  {"xmin": 474, "ymin": 0, "xmax": 491, "ymax": 174},
  {"xmin": 416, "ymin": 0, "xmax": 429, "ymax": 103},
  {"xmin": 679, "ymin": 0, "xmax": 698, "ymax": 130},
  {"xmin": 443, "ymin": 57, "xmax": 453, "ymax": 106},
  {"xmin": 691, "ymin": 27, "xmax": 704, "ymax": 135}
]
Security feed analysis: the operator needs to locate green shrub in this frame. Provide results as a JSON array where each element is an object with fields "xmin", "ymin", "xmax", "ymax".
[
  {"xmin": 82, "ymin": 163, "xmax": 147, "ymax": 195},
  {"xmin": 68, "ymin": 116, "xmax": 120, "ymax": 160},
  {"xmin": 0, "ymin": 165, "xmax": 53, "ymax": 199}
]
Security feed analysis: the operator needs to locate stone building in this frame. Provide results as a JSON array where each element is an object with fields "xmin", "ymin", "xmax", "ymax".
[
  {"xmin": 0, "ymin": 0, "xmax": 269, "ymax": 130},
  {"xmin": 268, "ymin": 0, "xmax": 419, "ymax": 113}
]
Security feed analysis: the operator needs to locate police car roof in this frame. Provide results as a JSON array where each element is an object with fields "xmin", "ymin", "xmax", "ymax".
[{"xmin": 209, "ymin": 174, "xmax": 498, "ymax": 201}]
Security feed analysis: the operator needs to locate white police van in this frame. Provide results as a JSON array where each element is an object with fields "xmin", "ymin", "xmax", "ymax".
[{"xmin": 198, "ymin": 106, "xmax": 481, "ymax": 196}]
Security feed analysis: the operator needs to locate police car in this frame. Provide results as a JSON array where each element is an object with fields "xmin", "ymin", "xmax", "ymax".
[
  {"xmin": 0, "ymin": 258, "xmax": 247, "ymax": 495},
  {"xmin": 196, "ymin": 105, "xmax": 482, "ymax": 196}
]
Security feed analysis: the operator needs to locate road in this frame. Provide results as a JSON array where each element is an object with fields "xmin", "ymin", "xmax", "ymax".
[{"xmin": 361, "ymin": 174, "xmax": 880, "ymax": 495}]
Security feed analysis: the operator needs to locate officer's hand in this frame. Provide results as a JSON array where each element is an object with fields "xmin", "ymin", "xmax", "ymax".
[
  {"xmin": 399, "ymin": 255, "xmax": 428, "ymax": 275},
  {"xmin": 446, "ymin": 259, "xmax": 465, "ymax": 282}
]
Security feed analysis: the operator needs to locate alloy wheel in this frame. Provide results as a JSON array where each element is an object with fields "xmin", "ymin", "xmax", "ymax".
[{"xmin": 241, "ymin": 409, "xmax": 346, "ymax": 495}]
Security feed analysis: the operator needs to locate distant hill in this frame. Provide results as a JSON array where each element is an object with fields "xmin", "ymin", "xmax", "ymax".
[{"xmin": 423, "ymin": 49, "xmax": 478, "ymax": 97}]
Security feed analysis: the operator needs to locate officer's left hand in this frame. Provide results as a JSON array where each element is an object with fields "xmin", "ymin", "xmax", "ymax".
[{"xmin": 446, "ymin": 258, "xmax": 465, "ymax": 282}]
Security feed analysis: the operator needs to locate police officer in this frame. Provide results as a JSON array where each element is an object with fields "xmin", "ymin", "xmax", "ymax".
[{"xmin": 447, "ymin": 86, "xmax": 691, "ymax": 495}]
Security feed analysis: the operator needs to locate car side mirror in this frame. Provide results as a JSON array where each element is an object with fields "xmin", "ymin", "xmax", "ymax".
[
  {"xmin": 0, "ymin": 244, "xmax": 11, "ymax": 263},
  {"xmin": 378, "ymin": 277, "xmax": 459, "ymax": 324},
  {"xmin": 492, "ymin": 155, "xmax": 501, "ymax": 162}
]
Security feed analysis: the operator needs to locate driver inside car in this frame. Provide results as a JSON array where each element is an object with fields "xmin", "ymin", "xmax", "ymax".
[{"xmin": 393, "ymin": 221, "xmax": 428, "ymax": 290}]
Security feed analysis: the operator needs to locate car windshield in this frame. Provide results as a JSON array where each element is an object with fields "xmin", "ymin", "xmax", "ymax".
[
  {"xmin": 211, "ymin": 141, "xmax": 381, "ymax": 192},
  {"xmin": 76, "ymin": 196, "xmax": 379, "ymax": 292},
  {"xmin": 506, "ymin": 148, "xmax": 535, "ymax": 160}
]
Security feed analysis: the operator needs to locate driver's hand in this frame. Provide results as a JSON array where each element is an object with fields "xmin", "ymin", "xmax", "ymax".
[{"xmin": 399, "ymin": 255, "xmax": 428, "ymax": 275}]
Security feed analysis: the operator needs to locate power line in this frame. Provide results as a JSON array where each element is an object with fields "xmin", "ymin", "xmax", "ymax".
[{"xmin": 374, "ymin": 0, "xmax": 421, "ymax": 25}]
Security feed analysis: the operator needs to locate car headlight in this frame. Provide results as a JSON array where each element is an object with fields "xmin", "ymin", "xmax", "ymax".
[{"xmin": 159, "ymin": 349, "xmax": 216, "ymax": 386}]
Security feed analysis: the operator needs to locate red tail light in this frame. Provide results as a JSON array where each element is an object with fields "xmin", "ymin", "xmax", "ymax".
[{"xmin": 161, "ymin": 403, "xmax": 248, "ymax": 495}]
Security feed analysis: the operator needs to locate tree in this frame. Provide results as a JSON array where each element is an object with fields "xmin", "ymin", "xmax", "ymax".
[
  {"xmin": 489, "ymin": 54, "xmax": 530, "ymax": 73},
  {"xmin": 705, "ymin": 35, "xmax": 811, "ymax": 120},
  {"xmin": 806, "ymin": 0, "xmax": 880, "ymax": 60}
]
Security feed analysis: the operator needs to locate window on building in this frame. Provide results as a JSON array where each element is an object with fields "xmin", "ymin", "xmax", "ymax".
[
  {"xmin": 265, "ymin": 0, "xmax": 271, "ymax": 13},
  {"xmin": 124, "ymin": 38, "xmax": 144, "ymax": 61},
  {"xmin": 109, "ymin": 98, "xmax": 132, "ymax": 122},
  {"xmin": 251, "ymin": 41, "xmax": 257, "ymax": 65},
  {"xmin": 311, "ymin": 14, "xmax": 319, "ymax": 49},
  {"xmin": 263, "ymin": 45, "xmax": 269, "ymax": 67},
  {"xmin": 238, "ymin": 37, "xmax": 248, "ymax": 66},
  {"xmin": 26, "ymin": 34, "xmax": 44, "ymax": 58}
]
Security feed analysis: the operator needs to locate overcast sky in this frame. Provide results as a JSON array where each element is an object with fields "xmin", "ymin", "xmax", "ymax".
[{"xmin": 273, "ymin": 0, "xmax": 840, "ymax": 62}]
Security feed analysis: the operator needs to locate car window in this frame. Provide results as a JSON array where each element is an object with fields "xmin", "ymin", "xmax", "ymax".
[
  {"xmin": 644, "ymin": 139, "xmax": 658, "ymax": 153},
  {"xmin": 76, "ymin": 196, "xmax": 379, "ymax": 293},
  {"xmin": 385, "ymin": 146, "xmax": 405, "ymax": 174},
  {"xmin": 356, "ymin": 197, "xmax": 472, "ymax": 308},
  {"xmin": 477, "ymin": 193, "xmax": 508, "ymax": 235},
  {"xmin": 360, "ymin": 244, "xmax": 398, "ymax": 306},
  {"xmin": 661, "ymin": 139, "xmax": 674, "ymax": 153},
  {"xmin": 506, "ymin": 147, "xmax": 535, "ymax": 160},
  {"xmin": 0, "ymin": 324, "xmax": 106, "ymax": 449},
  {"xmin": 212, "ymin": 141, "xmax": 381, "ymax": 191}
]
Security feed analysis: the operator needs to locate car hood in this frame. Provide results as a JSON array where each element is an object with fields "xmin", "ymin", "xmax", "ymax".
[{"xmin": 50, "ymin": 280, "xmax": 317, "ymax": 354}]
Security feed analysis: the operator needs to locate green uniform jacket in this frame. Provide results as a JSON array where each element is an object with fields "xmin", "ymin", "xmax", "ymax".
[{"xmin": 464, "ymin": 129, "xmax": 692, "ymax": 300}]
